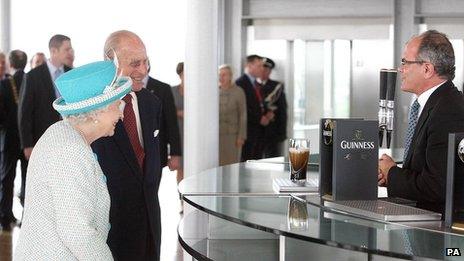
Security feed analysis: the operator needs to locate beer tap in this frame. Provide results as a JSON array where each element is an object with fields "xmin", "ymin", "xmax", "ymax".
[
  {"xmin": 385, "ymin": 69, "xmax": 397, "ymax": 148},
  {"xmin": 378, "ymin": 69, "xmax": 388, "ymax": 147}
]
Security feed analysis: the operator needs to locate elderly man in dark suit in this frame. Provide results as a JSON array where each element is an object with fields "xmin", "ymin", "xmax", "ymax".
[
  {"xmin": 236, "ymin": 54, "xmax": 274, "ymax": 161},
  {"xmin": 378, "ymin": 30, "xmax": 464, "ymax": 214},
  {"xmin": 18, "ymin": 34, "xmax": 73, "ymax": 160},
  {"xmin": 144, "ymin": 75, "xmax": 181, "ymax": 172},
  {"xmin": 0, "ymin": 50, "xmax": 27, "ymax": 230},
  {"xmin": 92, "ymin": 30, "xmax": 162, "ymax": 261}
]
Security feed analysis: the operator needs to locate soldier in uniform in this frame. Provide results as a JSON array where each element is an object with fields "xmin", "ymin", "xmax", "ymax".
[{"xmin": 259, "ymin": 58, "xmax": 288, "ymax": 158}]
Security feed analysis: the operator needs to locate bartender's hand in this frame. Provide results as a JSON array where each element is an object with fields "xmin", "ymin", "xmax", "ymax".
[
  {"xmin": 378, "ymin": 170, "xmax": 386, "ymax": 186},
  {"xmin": 24, "ymin": 147, "xmax": 33, "ymax": 160},
  {"xmin": 378, "ymin": 154, "xmax": 396, "ymax": 186}
]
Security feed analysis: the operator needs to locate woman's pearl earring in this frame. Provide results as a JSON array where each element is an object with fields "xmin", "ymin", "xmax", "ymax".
[{"xmin": 94, "ymin": 119, "xmax": 99, "ymax": 124}]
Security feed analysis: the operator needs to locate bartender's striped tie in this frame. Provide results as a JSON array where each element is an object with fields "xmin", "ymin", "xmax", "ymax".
[{"xmin": 404, "ymin": 99, "xmax": 420, "ymax": 162}]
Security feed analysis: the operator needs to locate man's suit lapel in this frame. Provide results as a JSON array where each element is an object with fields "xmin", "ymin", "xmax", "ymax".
[
  {"xmin": 245, "ymin": 75, "xmax": 254, "ymax": 91},
  {"xmin": 243, "ymin": 75, "xmax": 259, "ymax": 103},
  {"xmin": 112, "ymin": 121, "xmax": 143, "ymax": 182},
  {"xmin": 40, "ymin": 64, "xmax": 58, "ymax": 101},
  {"xmin": 404, "ymin": 81, "xmax": 452, "ymax": 165}
]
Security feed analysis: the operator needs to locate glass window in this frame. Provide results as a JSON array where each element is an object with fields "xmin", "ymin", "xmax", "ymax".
[
  {"xmin": 10, "ymin": 0, "xmax": 186, "ymax": 84},
  {"xmin": 293, "ymin": 39, "xmax": 351, "ymax": 125},
  {"xmin": 451, "ymin": 39, "xmax": 463, "ymax": 91}
]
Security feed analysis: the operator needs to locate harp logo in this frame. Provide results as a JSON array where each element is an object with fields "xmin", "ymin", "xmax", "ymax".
[{"xmin": 446, "ymin": 248, "xmax": 461, "ymax": 256}]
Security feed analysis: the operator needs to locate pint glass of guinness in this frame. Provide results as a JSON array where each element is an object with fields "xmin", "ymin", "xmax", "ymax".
[{"xmin": 289, "ymin": 138, "xmax": 310, "ymax": 182}]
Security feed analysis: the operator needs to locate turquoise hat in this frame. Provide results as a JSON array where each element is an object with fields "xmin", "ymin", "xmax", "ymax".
[{"xmin": 53, "ymin": 61, "xmax": 132, "ymax": 116}]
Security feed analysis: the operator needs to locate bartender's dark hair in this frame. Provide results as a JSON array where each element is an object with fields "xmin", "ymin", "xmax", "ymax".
[{"xmin": 416, "ymin": 30, "xmax": 455, "ymax": 80}]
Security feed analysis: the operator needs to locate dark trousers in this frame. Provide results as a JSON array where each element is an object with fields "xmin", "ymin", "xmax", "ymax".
[
  {"xmin": 241, "ymin": 138, "xmax": 265, "ymax": 161},
  {"xmin": 146, "ymin": 229, "xmax": 160, "ymax": 261},
  {"xmin": 109, "ymin": 216, "xmax": 160, "ymax": 261},
  {"xmin": 0, "ymin": 149, "xmax": 27, "ymax": 222},
  {"xmin": 263, "ymin": 141, "xmax": 284, "ymax": 158}
]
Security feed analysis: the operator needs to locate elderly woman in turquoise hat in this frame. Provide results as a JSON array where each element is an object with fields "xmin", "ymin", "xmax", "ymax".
[{"xmin": 14, "ymin": 61, "xmax": 131, "ymax": 260}]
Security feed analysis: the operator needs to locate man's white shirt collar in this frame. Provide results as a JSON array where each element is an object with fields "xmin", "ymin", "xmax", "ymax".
[
  {"xmin": 46, "ymin": 59, "xmax": 64, "ymax": 80},
  {"xmin": 416, "ymin": 80, "xmax": 446, "ymax": 116},
  {"xmin": 245, "ymin": 72, "xmax": 256, "ymax": 85},
  {"xmin": 142, "ymin": 75, "xmax": 149, "ymax": 88}
]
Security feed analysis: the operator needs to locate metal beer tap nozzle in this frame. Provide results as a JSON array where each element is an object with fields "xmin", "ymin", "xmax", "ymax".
[
  {"xmin": 378, "ymin": 69, "xmax": 388, "ymax": 147},
  {"xmin": 378, "ymin": 68, "xmax": 397, "ymax": 148}
]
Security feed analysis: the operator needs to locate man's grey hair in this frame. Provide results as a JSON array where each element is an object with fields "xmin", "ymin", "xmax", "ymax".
[
  {"xmin": 103, "ymin": 30, "xmax": 143, "ymax": 60},
  {"xmin": 416, "ymin": 30, "xmax": 455, "ymax": 80}
]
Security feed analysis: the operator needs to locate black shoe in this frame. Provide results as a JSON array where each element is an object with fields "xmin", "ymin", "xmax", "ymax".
[
  {"xmin": 8, "ymin": 215, "xmax": 18, "ymax": 224},
  {"xmin": 1, "ymin": 221, "xmax": 11, "ymax": 231}
]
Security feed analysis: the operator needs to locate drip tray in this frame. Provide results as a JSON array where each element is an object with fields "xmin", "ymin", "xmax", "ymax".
[{"xmin": 324, "ymin": 200, "xmax": 442, "ymax": 222}]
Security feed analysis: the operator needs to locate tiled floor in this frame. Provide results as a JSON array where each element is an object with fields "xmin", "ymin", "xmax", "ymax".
[{"xmin": 0, "ymin": 164, "xmax": 184, "ymax": 261}]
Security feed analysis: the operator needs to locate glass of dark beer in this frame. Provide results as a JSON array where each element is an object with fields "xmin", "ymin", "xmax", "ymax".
[{"xmin": 289, "ymin": 138, "xmax": 310, "ymax": 183}]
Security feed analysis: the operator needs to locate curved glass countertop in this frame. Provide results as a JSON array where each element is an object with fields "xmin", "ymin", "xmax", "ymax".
[
  {"xmin": 179, "ymin": 149, "xmax": 403, "ymax": 196},
  {"xmin": 184, "ymin": 195, "xmax": 464, "ymax": 260},
  {"xmin": 179, "ymin": 210, "xmax": 279, "ymax": 261},
  {"xmin": 178, "ymin": 161, "xmax": 319, "ymax": 196}
]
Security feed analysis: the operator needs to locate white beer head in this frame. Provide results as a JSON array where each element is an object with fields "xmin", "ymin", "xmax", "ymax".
[{"xmin": 289, "ymin": 147, "xmax": 310, "ymax": 154}]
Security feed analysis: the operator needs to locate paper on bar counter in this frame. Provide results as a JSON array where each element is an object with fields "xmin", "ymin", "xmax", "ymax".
[
  {"xmin": 272, "ymin": 177, "xmax": 318, "ymax": 193},
  {"xmin": 378, "ymin": 186, "xmax": 388, "ymax": 198}
]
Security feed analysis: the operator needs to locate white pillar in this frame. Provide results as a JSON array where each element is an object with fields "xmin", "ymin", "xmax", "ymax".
[
  {"xmin": 223, "ymin": 0, "xmax": 245, "ymax": 75},
  {"xmin": 184, "ymin": 0, "xmax": 220, "ymax": 178},
  {"xmin": 392, "ymin": 0, "xmax": 417, "ymax": 148},
  {"xmin": 0, "ymin": 0, "xmax": 11, "ymax": 52}
]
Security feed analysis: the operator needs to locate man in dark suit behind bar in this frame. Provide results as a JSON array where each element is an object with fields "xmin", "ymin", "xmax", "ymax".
[{"xmin": 378, "ymin": 30, "xmax": 464, "ymax": 214}]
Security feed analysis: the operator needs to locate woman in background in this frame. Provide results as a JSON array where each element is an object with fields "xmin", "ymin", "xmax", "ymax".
[{"xmin": 219, "ymin": 64, "xmax": 247, "ymax": 166}]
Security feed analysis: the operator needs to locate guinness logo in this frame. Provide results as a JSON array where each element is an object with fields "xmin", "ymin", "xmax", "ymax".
[
  {"xmin": 458, "ymin": 138, "xmax": 464, "ymax": 163},
  {"xmin": 323, "ymin": 119, "xmax": 334, "ymax": 145},
  {"xmin": 354, "ymin": 130, "xmax": 364, "ymax": 141}
]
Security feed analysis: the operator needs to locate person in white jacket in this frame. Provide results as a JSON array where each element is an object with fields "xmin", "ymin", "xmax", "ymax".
[{"xmin": 14, "ymin": 60, "xmax": 131, "ymax": 260}]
